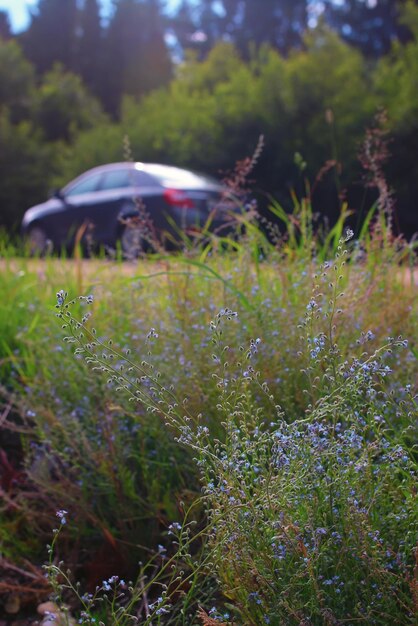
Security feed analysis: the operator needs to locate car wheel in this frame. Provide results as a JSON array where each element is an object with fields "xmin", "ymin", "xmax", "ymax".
[
  {"xmin": 27, "ymin": 226, "xmax": 49, "ymax": 255},
  {"xmin": 120, "ymin": 224, "xmax": 145, "ymax": 259}
]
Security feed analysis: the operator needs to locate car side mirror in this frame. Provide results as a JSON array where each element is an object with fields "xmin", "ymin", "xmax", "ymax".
[{"xmin": 50, "ymin": 188, "xmax": 64, "ymax": 200}]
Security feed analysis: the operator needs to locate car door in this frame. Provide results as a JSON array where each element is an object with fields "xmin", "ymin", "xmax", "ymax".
[
  {"xmin": 50, "ymin": 171, "xmax": 104, "ymax": 248},
  {"xmin": 88, "ymin": 168, "xmax": 139, "ymax": 245}
]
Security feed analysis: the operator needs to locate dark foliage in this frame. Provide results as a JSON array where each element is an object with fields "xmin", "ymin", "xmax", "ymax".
[
  {"xmin": 103, "ymin": 0, "xmax": 172, "ymax": 115},
  {"xmin": 19, "ymin": 0, "xmax": 78, "ymax": 74},
  {"xmin": 322, "ymin": 0, "xmax": 414, "ymax": 57},
  {"xmin": 0, "ymin": 10, "xmax": 11, "ymax": 39},
  {"xmin": 0, "ymin": 0, "xmax": 417, "ymax": 235}
]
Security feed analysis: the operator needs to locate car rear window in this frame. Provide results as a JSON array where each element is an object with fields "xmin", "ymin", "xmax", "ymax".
[
  {"xmin": 132, "ymin": 169, "xmax": 158, "ymax": 187},
  {"xmin": 141, "ymin": 164, "xmax": 220, "ymax": 189}
]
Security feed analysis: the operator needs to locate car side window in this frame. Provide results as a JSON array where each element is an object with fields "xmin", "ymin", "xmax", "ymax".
[
  {"xmin": 100, "ymin": 170, "xmax": 133, "ymax": 191},
  {"xmin": 65, "ymin": 173, "xmax": 103, "ymax": 197}
]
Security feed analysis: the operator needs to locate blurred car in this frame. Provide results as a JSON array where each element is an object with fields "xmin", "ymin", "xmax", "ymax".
[{"xmin": 21, "ymin": 162, "xmax": 242, "ymax": 256}]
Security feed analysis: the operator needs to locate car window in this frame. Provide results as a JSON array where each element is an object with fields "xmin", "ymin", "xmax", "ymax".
[
  {"xmin": 132, "ymin": 170, "xmax": 157, "ymax": 187},
  {"xmin": 142, "ymin": 164, "xmax": 220, "ymax": 189},
  {"xmin": 65, "ymin": 172, "xmax": 103, "ymax": 197},
  {"xmin": 100, "ymin": 169, "xmax": 133, "ymax": 191}
]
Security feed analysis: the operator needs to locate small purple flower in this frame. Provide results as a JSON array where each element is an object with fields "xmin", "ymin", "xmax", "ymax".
[
  {"xmin": 248, "ymin": 591, "xmax": 262, "ymax": 605},
  {"xmin": 56, "ymin": 509, "xmax": 68, "ymax": 525},
  {"xmin": 168, "ymin": 522, "xmax": 182, "ymax": 535},
  {"xmin": 56, "ymin": 290, "xmax": 67, "ymax": 307}
]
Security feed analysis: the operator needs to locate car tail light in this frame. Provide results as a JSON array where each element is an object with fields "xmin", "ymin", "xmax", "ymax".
[{"xmin": 163, "ymin": 188, "xmax": 194, "ymax": 209}]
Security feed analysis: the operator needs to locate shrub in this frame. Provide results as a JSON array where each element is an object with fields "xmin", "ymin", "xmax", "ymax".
[{"xmin": 43, "ymin": 230, "xmax": 417, "ymax": 624}]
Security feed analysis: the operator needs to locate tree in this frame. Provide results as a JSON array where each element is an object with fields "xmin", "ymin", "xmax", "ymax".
[
  {"xmin": 0, "ymin": 38, "xmax": 35, "ymax": 121},
  {"xmin": 0, "ymin": 11, "xmax": 11, "ymax": 39},
  {"xmin": 169, "ymin": 0, "xmax": 205, "ymax": 59},
  {"xmin": 172, "ymin": 0, "xmax": 308, "ymax": 57},
  {"xmin": 0, "ymin": 110, "xmax": 59, "ymax": 230},
  {"xmin": 372, "ymin": 1, "xmax": 418, "ymax": 234},
  {"xmin": 238, "ymin": 0, "xmax": 307, "ymax": 54},
  {"xmin": 322, "ymin": 0, "xmax": 412, "ymax": 57},
  {"xmin": 34, "ymin": 64, "xmax": 106, "ymax": 142},
  {"xmin": 139, "ymin": 0, "xmax": 172, "ymax": 93},
  {"xmin": 77, "ymin": 0, "xmax": 104, "ymax": 100},
  {"xmin": 103, "ymin": 0, "xmax": 172, "ymax": 115},
  {"xmin": 20, "ymin": 0, "xmax": 78, "ymax": 74}
]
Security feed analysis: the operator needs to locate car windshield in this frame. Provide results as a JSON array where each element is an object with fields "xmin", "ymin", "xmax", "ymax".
[{"xmin": 140, "ymin": 164, "xmax": 220, "ymax": 189}]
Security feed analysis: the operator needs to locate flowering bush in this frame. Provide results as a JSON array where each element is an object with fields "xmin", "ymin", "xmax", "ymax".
[{"xmin": 48, "ymin": 232, "xmax": 417, "ymax": 624}]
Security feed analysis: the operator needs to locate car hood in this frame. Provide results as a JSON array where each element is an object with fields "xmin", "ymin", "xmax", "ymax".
[{"xmin": 21, "ymin": 198, "xmax": 63, "ymax": 228}]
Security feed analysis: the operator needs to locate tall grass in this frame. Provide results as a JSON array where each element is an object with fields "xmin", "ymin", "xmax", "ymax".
[{"xmin": 0, "ymin": 190, "xmax": 416, "ymax": 623}]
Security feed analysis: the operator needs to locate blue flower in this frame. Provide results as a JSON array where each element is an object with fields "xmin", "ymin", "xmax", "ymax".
[{"xmin": 56, "ymin": 509, "xmax": 68, "ymax": 525}]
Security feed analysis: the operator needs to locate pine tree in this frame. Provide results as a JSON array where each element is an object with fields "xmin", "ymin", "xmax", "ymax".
[
  {"xmin": 103, "ymin": 0, "xmax": 171, "ymax": 115},
  {"xmin": 77, "ymin": 0, "xmax": 104, "ymax": 99},
  {"xmin": 239, "ymin": 0, "xmax": 307, "ymax": 54},
  {"xmin": 20, "ymin": 0, "xmax": 78, "ymax": 74},
  {"xmin": 139, "ymin": 0, "xmax": 172, "ymax": 92},
  {"xmin": 0, "ymin": 11, "xmax": 11, "ymax": 40},
  {"xmin": 322, "ymin": 0, "xmax": 412, "ymax": 57},
  {"xmin": 170, "ymin": 0, "xmax": 197, "ymax": 55},
  {"xmin": 174, "ymin": 0, "xmax": 308, "ymax": 57}
]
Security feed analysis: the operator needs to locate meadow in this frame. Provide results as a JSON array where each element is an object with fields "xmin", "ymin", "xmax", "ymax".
[{"xmin": 0, "ymin": 200, "xmax": 417, "ymax": 625}]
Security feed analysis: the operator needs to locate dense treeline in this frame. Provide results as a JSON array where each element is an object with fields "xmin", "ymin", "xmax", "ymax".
[{"xmin": 0, "ymin": 0, "xmax": 417, "ymax": 235}]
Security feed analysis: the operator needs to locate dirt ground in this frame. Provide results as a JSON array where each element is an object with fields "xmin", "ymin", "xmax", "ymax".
[{"xmin": 1, "ymin": 256, "xmax": 417, "ymax": 286}]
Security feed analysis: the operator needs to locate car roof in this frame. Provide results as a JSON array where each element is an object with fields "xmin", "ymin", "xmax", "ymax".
[{"xmin": 70, "ymin": 162, "xmax": 221, "ymax": 190}]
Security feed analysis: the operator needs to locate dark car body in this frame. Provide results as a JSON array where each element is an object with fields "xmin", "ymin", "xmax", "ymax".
[{"xmin": 21, "ymin": 162, "xmax": 241, "ymax": 255}]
